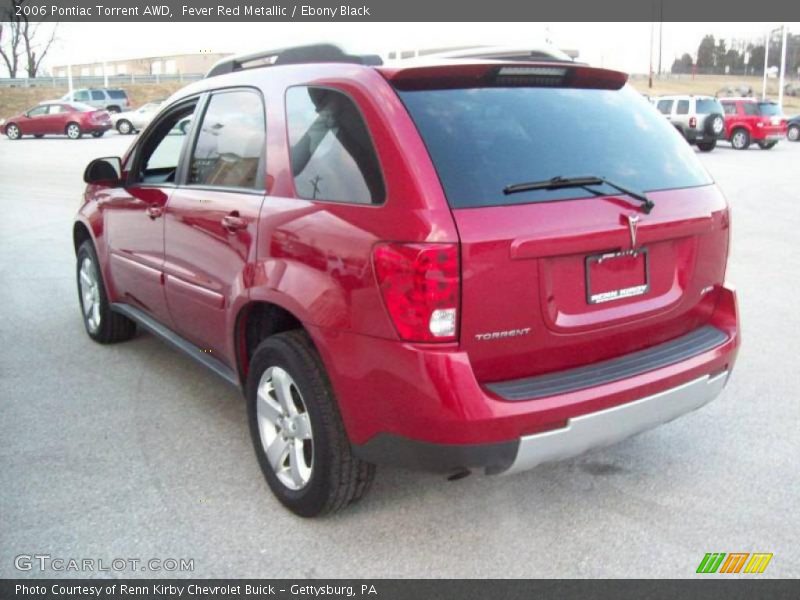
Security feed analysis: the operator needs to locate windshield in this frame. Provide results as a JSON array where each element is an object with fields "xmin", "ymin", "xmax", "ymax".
[
  {"xmin": 758, "ymin": 102, "xmax": 781, "ymax": 116},
  {"xmin": 696, "ymin": 98, "xmax": 723, "ymax": 114},
  {"xmin": 399, "ymin": 85, "xmax": 713, "ymax": 208}
]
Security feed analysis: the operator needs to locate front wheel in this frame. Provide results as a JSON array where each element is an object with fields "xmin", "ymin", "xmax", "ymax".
[
  {"xmin": 66, "ymin": 122, "xmax": 82, "ymax": 140},
  {"xmin": 757, "ymin": 141, "xmax": 777, "ymax": 150},
  {"xmin": 246, "ymin": 330, "xmax": 375, "ymax": 517},
  {"xmin": 76, "ymin": 241, "xmax": 136, "ymax": 343},
  {"xmin": 788, "ymin": 125, "xmax": 800, "ymax": 142},
  {"xmin": 116, "ymin": 119, "xmax": 133, "ymax": 135},
  {"xmin": 5, "ymin": 124, "xmax": 21, "ymax": 140},
  {"xmin": 696, "ymin": 140, "xmax": 717, "ymax": 152}
]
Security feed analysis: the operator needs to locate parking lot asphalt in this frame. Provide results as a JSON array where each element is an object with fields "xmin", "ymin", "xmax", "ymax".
[{"xmin": 1, "ymin": 132, "xmax": 798, "ymax": 578}]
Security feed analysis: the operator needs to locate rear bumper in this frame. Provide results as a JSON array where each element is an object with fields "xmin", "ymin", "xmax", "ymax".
[{"xmin": 309, "ymin": 285, "xmax": 739, "ymax": 473}]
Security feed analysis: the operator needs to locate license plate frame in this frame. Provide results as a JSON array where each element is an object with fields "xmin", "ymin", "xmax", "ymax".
[{"xmin": 585, "ymin": 248, "xmax": 650, "ymax": 305}]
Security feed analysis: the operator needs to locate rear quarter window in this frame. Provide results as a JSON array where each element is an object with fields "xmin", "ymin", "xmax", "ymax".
[
  {"xmin": 399, "ymin": 85, "xmax": 712, "ymax": 209},
  {"xmin": 285, "ymin": 86, "xmax": 384, "ymax": 205},
  {"xmin": 107, "ymin": 90, "xmax": 128, "ymax": 99}
]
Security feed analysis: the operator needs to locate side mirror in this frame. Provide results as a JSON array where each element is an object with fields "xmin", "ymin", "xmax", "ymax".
[{"xmin": 84, "ymin": 157, "xmax": 122, "ymax": 185}]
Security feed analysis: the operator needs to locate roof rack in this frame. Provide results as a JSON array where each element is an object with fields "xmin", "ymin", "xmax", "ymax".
[{"xmin": 205, "ymin": 43, "xmax": 383, "ymax": 78}]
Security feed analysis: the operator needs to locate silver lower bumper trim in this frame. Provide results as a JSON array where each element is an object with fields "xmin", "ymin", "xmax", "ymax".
[{"xmin": 503, "ymin": 372, "xmax": 729, "ymax": 475}]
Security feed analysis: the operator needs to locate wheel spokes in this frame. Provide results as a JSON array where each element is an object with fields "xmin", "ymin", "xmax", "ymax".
[
  {"xmin": 266, "ymin": 435, "xmax": 290, "ymax": 471},
  {"xmin": 271, "ymin": 368, "xmax": 296, "ymax": 416},
  {"xmin": 256, "ymin": 387, "xmax": 283, "ymax": 426}
]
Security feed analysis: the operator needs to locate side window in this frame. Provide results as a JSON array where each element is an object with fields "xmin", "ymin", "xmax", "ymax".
[
  {"xmin": 74, "ymin": 90, "xmax": 89, "ymax": 102},
  {"xmin": 188, "ymin": 90, "xmax": 265, "ymax": 189},
  {"xmin": 48, "ymin": 105, "xmax": 65, "ymax": 114},
  {"xmin": 656, "ymin": 99, "xmax": 673, "ymax": 115},
  {"xmin": 722, "ymin": 102, "xmax": 736, "ymax": 115},
  {"xmin": 28, "ymin": 105, "xmax": 48, "ymax": 117},
  {"xmin": 743, "ymin": 103, "xmax": 758, "ymax": 116},
  {"xmin": 676, "ymin": 100, "xmax": 690, "ymax": 115},
  {"xmin": 131, "ymin": 100, "xmax": 197, "ymax": 185},
  {"xmin": 91, "ymin": 90, "xmax": 105, "ymax": 101},
  {"xmin": 286, "ymin": 86, "xmax": 385, "ymax": 204}
]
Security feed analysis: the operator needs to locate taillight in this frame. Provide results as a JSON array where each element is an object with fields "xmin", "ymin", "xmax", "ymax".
[
  {"xmin": 373, "ymin": 242, "xmax": 460, "ymax": 342},
  {"xmin": 689, "ymin": 116, "xmax": 697, "ymax": 128}
]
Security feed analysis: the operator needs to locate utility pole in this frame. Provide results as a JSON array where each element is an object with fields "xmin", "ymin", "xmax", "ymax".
[
  {"xmin": 657, "ymin": 0, "xmax": 663, "ymax": 76},
  {"xmin": 778, "ymin": 24, "xmax": 788, "ymax": 110},
  {"xmin": 762, "ymin": 31, "xmax": 769, "ymax": 100},
  {"xmin": 649, "ymin": 21, "xmax": 654, "ymax": 88}
]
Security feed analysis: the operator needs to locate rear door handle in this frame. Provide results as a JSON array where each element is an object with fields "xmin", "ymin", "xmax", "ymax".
[
  {"xmin": 221, "ymin": 212, "xmax": 247, "ymax": 232},
  {"xmin": 146, "ymin": 204, "xmax": 164, "ymax": 219}
]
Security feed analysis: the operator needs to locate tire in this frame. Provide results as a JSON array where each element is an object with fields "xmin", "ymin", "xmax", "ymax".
[
  {"xmin": 246, "ymin": 330, "xmax": 375, "ymax": 517},
  {"xmin": 5, "ymin": 123, "xmax": 21, "ymax": 140},
  {"xmin": 92, "ymin": 131, "xmax": 105, "ymax": 138},
  {"xmin": 757, "ymin": 141, "xmax": 777, "ymax": 150},
  {"xmin": 106, "ymin": 106, "xmax": 121, "ymax": 114},
  {"xmin": 76, "ymin": 240, "xmax": 136, "ymax": 344},
  {"xmin": 34, "ymin": 134, "xmax": 44, "ymax": 138},
  {"xmin": 704, "ymin": 113, "xmax": 725, "ymax": 137},
  {"xmin": 697, "ymin": 140, "xmax": 717, "ymax": 152},
  {"xmin": 116, "ymin": 119, "xmax": 133, "ymax": 135},
  {"xmin": 66, "ymin": 122, "xmax": 82, "ymax": 140},
  {"xmin": 787, "ymin": 125, "xmax": 799, "ymax": 142},
  {"xmin": 730, "ymin": 128, "xmax": 750, "ymax": 150}
]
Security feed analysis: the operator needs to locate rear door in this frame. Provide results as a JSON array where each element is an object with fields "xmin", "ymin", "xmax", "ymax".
[
  {"xmin": 163, "ymin": 88, "xmax": 266, "ymax": 365},
  {"xmin": 400, "ymin": 81, "xmax": 729, "ymax": 383}
]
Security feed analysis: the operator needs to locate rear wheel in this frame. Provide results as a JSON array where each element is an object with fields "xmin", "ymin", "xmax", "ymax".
[
  {"xmin": 116, "ymin": 119, "xmax": 133, "ymax": 135},
  {"xmin": 696, "ymin": 140, "xmax": 717, "ymax": 152},
  {"xmin": 757, "ymin": 140, "xmax": 777, "ymax": 150},
  {"xmin": 66, "ymin": 122, "xmax": 82, "ymax": 140},
  {"xmin": 730, "ymin": 128, "xmax": 750, "ymax": 150},
  {"xmin": 76, "ymin": 241, "xmax": 136, "ymax": 344},
  {"xmin": 246, "ymin": 330, "xmax": 375, "ymax": 517},
  {"xmin": 5, "ymin": 124, "xmax": 20, "ymax": 140},
  {"xmin": 786, "ymin": 125, "xmax": 799, "ymax": 141}
]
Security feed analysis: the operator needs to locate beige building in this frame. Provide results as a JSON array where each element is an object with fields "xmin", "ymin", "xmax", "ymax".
[{"xmin": 52, "ymin": 52, "xmax": 232, "ymax": 78}]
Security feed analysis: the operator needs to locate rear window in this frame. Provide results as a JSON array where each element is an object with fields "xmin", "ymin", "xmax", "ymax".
[
  {"xmin": 107, "ymin": 90, "xmax": 128, "ymax": 99},
  {"xmin": 400, "ymin": 85, "xmax": 712, "ymax": 209},
  {"xmin": 696, "ymin": 98, "xmax": 723, "ymax": 114}
]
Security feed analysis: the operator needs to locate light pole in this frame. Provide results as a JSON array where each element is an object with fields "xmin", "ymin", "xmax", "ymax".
[
  {"xmin": 762, "ymin": 25, "xmax": 784, "ymax": 100},
  {"xmin": 778, "ymin": 25, "xmax": 788, "ymax": 110}
]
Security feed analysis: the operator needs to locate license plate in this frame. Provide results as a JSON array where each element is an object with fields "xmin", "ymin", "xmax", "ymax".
[{"xmin": 586, "ymin": 249, "xmax": 649, "ymax": 304}]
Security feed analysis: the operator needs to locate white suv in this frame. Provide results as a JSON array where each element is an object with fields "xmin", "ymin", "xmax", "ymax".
[
  {"xmin": 59, "ymin": 88, "xmax": 130, "ymax": 113},
  {"xmin": 655, "ymin": 95, "xmax": 725, "ymax": 152}
]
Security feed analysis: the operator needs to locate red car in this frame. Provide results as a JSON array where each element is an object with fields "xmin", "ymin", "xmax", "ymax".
[
  {"xmin": 720, "ymin": 97, "xmax": 788, "ymax": 150},
  {"xmin": 74, "ymin": 45, "xmax": 740, "ymax": 517},
  {"xmin": 3, "ymin": 102, "xmax": 112, "ymax": 140}
]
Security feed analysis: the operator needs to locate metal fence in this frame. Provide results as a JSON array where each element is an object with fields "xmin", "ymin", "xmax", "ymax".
[{"xmin": 0, "ymin": 73, "xmax": 205, "ymax": 88}]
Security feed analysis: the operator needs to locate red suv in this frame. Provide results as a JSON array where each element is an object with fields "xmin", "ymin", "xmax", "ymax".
[
  {"xmin": 720, "ymin": 97, "xmax": 787, "ymax": 150},
  {"xmin": 74, "ymin": 45, "xmax": 740, "ymax": 516},
  {"xmin": 3, "ymin": 102, "xmax": 112, "ymax": 140}
]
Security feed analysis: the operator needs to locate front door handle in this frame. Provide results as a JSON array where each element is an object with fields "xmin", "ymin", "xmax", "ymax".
[
  {"xmin": 222, "ymin": 212, "xmax": 247, "ymax": 232},
  {"xmin": 146, "ymin": 204, "xmax": 164, "ymax": 219}
]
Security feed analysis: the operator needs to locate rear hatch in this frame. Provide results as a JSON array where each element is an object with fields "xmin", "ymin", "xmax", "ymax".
[{"xmin": 393, "ymin": 64, "xmax": 730, "ymax": 383}]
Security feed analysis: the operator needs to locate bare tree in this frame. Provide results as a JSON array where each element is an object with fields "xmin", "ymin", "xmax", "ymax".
[{"xmin": 0, "ymin": 0, "xmax": 57, "ymax": 78}]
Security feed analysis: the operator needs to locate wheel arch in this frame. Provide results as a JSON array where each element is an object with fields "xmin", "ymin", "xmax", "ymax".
[{"xmin": 73, "ymin": 220, "xmax": 94, "ymax": 255}]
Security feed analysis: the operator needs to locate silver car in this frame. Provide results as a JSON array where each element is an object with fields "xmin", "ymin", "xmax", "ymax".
[
  {"xmin": 112, "ymin": 102, "xmax": 163, "ymax": 135},
  {"xmin": 655, "ymin": 95, "xmax": 726, "ymax": 152}
]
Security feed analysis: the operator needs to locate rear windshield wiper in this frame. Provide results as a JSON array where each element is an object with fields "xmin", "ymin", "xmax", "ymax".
[{"xmin": 503, "ymin": 176, "xmax": 655, "ymax": 214}]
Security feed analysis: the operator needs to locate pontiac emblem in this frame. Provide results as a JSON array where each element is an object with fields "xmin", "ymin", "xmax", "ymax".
[{"xmin": 625, "ymin": 214, "xmax": 640, "ymax": 250}]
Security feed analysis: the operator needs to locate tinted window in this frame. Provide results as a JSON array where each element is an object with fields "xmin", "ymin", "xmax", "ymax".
[
  {"xmin": 656, "ymin": 99, "xmax": 673, "ymax": 114},
  {"xmin": 400, "ymin": 86, "xmax": 713, "ymax": 209},
  {"xmin": 676, "ymin": 100, "xmax": 690, "ymax": 115},
  {"xmin": 91, "ymin": 91, "xmax": 105, "ymax": 100},
  {"xmin": 758, "ymin": 102, "xmax": 781, "ymax": 116},
  {"xmin": 696, "ymin": 98, "xmax": 723, "ymax": 114},
  {"xmin": 189, "ymin": 90, "xmax": 265, "ymax": 189},
  {"xmin": 286, "ymin": 86, "xmax": 384, "ymax": 204},
  {"xmin": 743, "ymin": 103, "xmax": 759, "ymax": 116},
  {"xmin": 722, "ymin": 102, "xmax": 736, "ymax": 115},
  {"xmin": 107, "ymin": 90, "xmax": 127, "ymax": 99}
]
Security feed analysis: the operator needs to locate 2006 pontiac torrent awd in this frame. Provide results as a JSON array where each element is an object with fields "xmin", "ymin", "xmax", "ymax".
[{"xmin": 74, "ymin": 44, "xmax": 740, "ymax": 516}]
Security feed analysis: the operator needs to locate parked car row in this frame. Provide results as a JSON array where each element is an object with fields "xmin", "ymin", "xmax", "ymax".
[{"xmin": 652, "ymin": 94, "xmax": 795, "ymax": 150}]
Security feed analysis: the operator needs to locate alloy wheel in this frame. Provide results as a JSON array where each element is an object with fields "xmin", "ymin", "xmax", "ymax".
[
  {"xmin": 78, "ymin": 257, "xmax": 101, "ymax": 333},
  {"xmin": 712, "ymin": 116, "xmax": 724, "ymax": 135},
  {"xmin": 67, "ymin": 124, "xmax": 81, "ymax": 139},
  {"xmin": 256, "ymin": 366, "xmax": 314, "ymax": 490},
  {"xmin": 6, "ymin": 124, "xmax": 20, "ymax": 139},
  {"xmin": 732, "ymin": 131, "xmax": 747, "ymax": 149},
  {"xmin": 117, "ymin": 120, "xmax": 132, "ymax": 135},
  {"xmin": 789, "ymin": 126, "xmax": 799, "ymax": 142}
]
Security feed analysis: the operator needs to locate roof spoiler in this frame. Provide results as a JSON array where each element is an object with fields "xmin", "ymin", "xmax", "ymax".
[{"xmin": 206, "ymin": 44, "xmax": 383, "ymax": 78}]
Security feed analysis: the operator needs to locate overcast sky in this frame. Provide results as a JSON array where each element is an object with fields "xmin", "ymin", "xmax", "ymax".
[{"xmin": 41, "ymin": 22, "xmax": 797, "ymax": 74}]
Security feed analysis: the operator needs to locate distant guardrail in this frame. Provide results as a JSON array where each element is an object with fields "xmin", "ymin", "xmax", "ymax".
[{"xmin": 0, "ymin": 74, "xmax": 205, "ymax": 88}]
